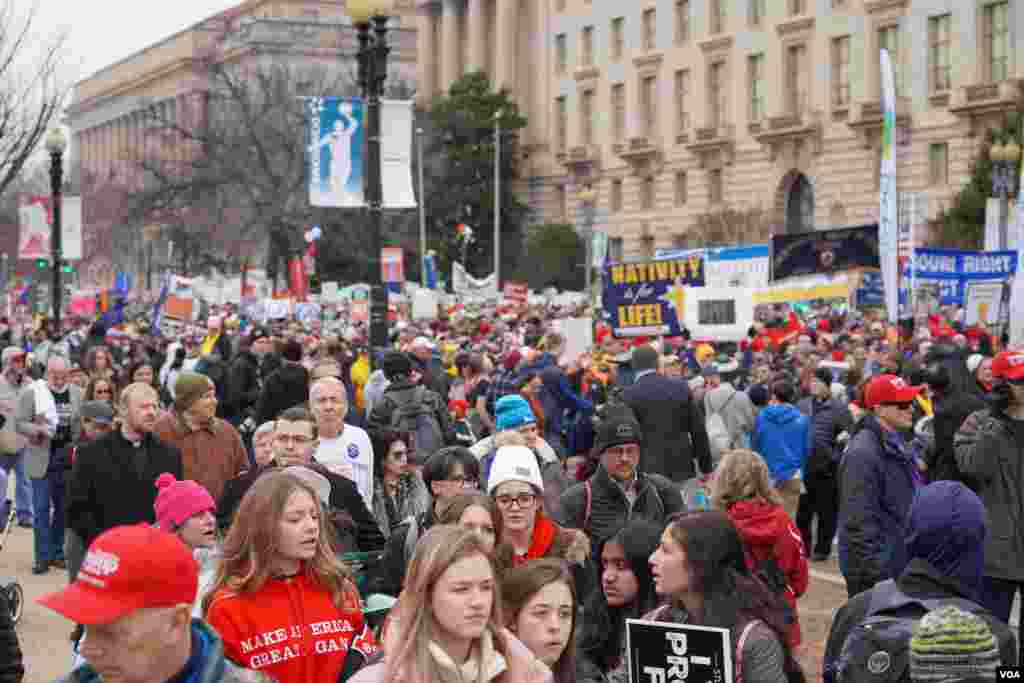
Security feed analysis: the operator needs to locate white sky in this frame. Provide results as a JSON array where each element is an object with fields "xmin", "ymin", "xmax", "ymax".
[{"xmin": 30, "ymin": 0, "xmax": 244, "ymax": 85}]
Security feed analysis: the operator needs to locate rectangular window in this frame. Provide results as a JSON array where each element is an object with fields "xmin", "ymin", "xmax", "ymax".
[
  {"xmin": 985, "ymin": 1, "xmax": 1009, "ymax": 83},
  {"xmin": 749, "ymin": 0, "xmax": 765, "ymax": 26},
  {"xmin": 555, "ymin": 0, "xmax": 565, "ymax": 11},
  {"xmin": 786, "ymin": 44, "xmax": 807, "ymax": 115},
  {"xmin": 556, "ymin": 96, "xmax": 567, "ymax": 151},
  {"xmin": 642, "ymin": 176, "xmax": 656, "ymax": 210},
  {"xmin": 708, "ymin": 168, "xmax": 723, "ymax": 204},
  {"xmin": 642, "ymin": 75, "xmax": 658, "ymax": 137},
  {"xmin": 611, "ymin": 179, "xmax": 623, "ymax": 213},
  {"xmin": 789, "ymin": 0, "xmax": 805, "ymax": 15},
  {"xmin": 612, "ymin": 83, "xmax": 626, "ymax": 141},
  {"xmin": 581, "ymin": 26, "xmax": 594, "ymax": 67},
  {"xmin": 581, "ymin": 89, "xmax": 594, "ymax": 145},
  {"xmin": 555, "ymin": 34, "xmax": 567, "ymax": 73},
  {"xmin": 709, "ymin": 61, "xmax": 726, "ymax": 128},
  {"xmin": 674, "ymin": 171, "xmax": 688, "ymax": 206},
  {"xmin": 643, "ymin": 8, "xmax": 657, "ymax": 50},
  {"xmin": 748, "ymin": 54, "xmax": 765, "ymax": 122},
  {"xmin": 711, "ymin": 0, "xmax": 725, "ymax": 35},
  {"xmin": 929, "ymin": 143, "xmax": 949, "ymax": 185},
  {"xmin": 611, "ymin": 17, "xmax": 624, "ymax": 60},
  {"xmin": 675, "ymin": 0, "xmax": 690, "ymax": 44},
  {"xmin": 609, "ymin": 237, "xmax": 624, "ymax": 263},
  {"xmin": 929, "ymin": 14, "xmax": 951, "ymax": 92},
  {"xmin": 675, "ymin": 69, "xmax": 691, "ymax": 132},
  {"xmin": 832, "ymin": 36, "xmax": 851, "ymax": 107},
  {"xmin": 878, "ymin": 25, "xmax": 902, "ymax": 96}
]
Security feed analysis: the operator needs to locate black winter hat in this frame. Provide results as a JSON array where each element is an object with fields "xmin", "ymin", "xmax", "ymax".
[{"xmin": 594, "ymin": 410, "xmax": 642, "ymax": 455}]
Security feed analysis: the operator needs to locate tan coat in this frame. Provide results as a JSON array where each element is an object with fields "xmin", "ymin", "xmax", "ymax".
[{"xmin": 153, "ymin": 412, "xmax": 248, "ymax": 503}]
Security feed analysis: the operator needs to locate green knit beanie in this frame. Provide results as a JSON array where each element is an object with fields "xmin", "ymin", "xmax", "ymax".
[{"xmin": 910, "ymin": 605, "xmax": 1000, "ymax": 682}]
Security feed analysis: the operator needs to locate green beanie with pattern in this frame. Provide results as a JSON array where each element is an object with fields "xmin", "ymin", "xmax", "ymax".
[{"xmin": 910, "ymin": 605, "xmax": 1000, "ymax": 682}]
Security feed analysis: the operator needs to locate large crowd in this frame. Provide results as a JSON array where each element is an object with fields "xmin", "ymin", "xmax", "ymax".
[{"xmin": 0, "ymin": 300, "xmax": 1018, "ymax": 683}]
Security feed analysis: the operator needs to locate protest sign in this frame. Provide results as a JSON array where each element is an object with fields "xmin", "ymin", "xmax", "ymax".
[
  {"xmin": 902, "ymin": 248, "xmax": 1017, "ymax": 307},
  {"xmin": 552, "ymin": 318, "xmax": 593, "ymax": 365},
  {"xmin": 626, "ymin": 618, "xmax": 732, "ymax": 683},
  {"xmin": 503, "ymin": 281, "xmax": 529, "ymax": 306},
  {"xmin": 602, "ymin": 255, "xmax": 704, "ymax": 337},
  {"xmin": 964, "ymin": 281, "xmax": 1006, "ymax": 326}
]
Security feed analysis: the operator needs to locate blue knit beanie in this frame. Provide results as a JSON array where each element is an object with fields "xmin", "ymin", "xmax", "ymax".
[{"xmin": 495, "ymin": 395, "xmax": 536, "ymax": 431}]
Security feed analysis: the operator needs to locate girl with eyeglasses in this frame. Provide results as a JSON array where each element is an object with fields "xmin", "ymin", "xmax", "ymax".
[{"xmin": 648, "ymin": 512, "xmax": 805, "ymax": 683}]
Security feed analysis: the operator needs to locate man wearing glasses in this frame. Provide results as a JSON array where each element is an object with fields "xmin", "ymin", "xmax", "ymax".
[
  {"xmin": 216, "ymin": 406, "xmax": 385, "ymax": 553},
  {"xmin": 838, "ymin": 374, "xmax": 926, "ymax": 598}
]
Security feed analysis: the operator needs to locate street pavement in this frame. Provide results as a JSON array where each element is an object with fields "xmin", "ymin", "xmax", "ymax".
[{"xmin": 1, "ymin": 519, "xmax": 852, "ymax": 683}]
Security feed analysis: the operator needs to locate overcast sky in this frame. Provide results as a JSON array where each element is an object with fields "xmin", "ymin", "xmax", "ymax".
[{"xmin": 31, "ymin": 0, "xmax": 243, "ymax": 85}]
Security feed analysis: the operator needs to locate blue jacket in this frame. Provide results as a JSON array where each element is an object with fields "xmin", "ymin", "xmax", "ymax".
[
  {"xmin": 751, "ymin": 404, "xmax": 809, "ymax": 485},
  {"xmin": 837, "ymin": 415, "xmax": 923, "ymax": 597}
]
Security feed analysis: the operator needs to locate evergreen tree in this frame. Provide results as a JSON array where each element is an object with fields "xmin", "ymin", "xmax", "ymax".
[{"xmin": 515, "ymin": 223, "xmax": 585, "ymax": 291}]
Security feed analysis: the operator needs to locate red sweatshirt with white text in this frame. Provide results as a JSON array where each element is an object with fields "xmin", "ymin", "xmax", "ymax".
[{"xmin": 206, "ymin": 571, "xmax": 376, "ymax": 683}]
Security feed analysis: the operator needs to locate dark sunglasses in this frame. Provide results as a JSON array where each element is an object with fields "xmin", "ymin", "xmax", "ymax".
[{"xmin": 881, "ymin": 401, "xmax": 914, "ymax": 410}]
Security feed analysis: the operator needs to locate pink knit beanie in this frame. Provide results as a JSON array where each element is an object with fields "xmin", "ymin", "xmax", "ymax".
[{"xmin": 154, "ymin": 473, "xmax": 216, "ymax": 531}]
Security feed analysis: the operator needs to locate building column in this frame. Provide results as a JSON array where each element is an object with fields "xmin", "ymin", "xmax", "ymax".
[
  {"xmin": 440, "ymin": 0, "xmax": 460, "ymax": 94},
  {"xmin": 494, "ymin": 0, "xmax": 517, "ymax": 93},
  {"xmin": 416, "ymin": 6, "xmax": 437, "ymax": 106},
  {"xmin": 467, "ymin": 0, "xmax": 486, "ymax": 75}
]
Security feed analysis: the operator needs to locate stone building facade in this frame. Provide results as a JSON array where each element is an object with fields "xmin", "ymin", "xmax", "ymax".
[{"xmin": 418, "ymin": 0, "xmax": 1024, "ymax": 260}]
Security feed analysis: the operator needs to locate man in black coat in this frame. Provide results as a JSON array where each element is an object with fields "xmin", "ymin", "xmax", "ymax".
[
  {"xmin": 65, "ymin": 383, "xmax": 184, "ymax": 548},
  {"xmin": 218, "ymin": 406, "xmax": 386, "ymax": 552},
  {"xmin": 223, "ymin": 328, "xmax": 275, "ymax": 426},
  {"xmin": 621, "ymin": 344, "xmax": 711, "ymax": 482},
  {"xmin": 255, "ymin": 338, "xmax": 309, "ymax": 424}
]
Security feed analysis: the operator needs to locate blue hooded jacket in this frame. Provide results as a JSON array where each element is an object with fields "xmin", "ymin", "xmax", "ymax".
[
  {"xmin": 897, "ymin": 480, "xmax": 987, "ymax": 600},
  {"xmin": 752, "ymin": 403, "xmax": 810, "ymax": 485}
]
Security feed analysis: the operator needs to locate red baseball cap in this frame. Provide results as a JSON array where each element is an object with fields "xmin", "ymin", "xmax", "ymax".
[
  {"xmin": 864, "ymin": 374, "xmax": 922, "ymax": 409},
  {"xmin": 38, "ymin": 525, "xmax": 198, "ymax": 625},
  {"xmin": 992, "ymin": 351, "xmax": 1024, "ymax": 381}
]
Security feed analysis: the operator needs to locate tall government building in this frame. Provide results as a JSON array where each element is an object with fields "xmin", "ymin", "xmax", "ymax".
[{"xmin": 417, "ymin": 0, "xmax": 1022, "ymax": 261}]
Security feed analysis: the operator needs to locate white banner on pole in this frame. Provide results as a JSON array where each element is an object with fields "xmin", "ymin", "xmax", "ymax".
[
  {"xmin": 381, "ymin": 99, "xmax": 417, "ymax": 209},
  {"xmin": 1010, "ymin": 153, "xmax": 1024, "ymax": 346},
  {"xmin": 879, "ymin": 49, "xmax": 899, "ymax": 324},
  {"xmin": 452, "ymin": 262, "xmax": 498, "ymax": 303}
]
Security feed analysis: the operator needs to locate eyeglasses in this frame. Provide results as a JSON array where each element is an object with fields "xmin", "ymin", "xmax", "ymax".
[
  {"xmin": 494, "ymin": 493, "xmax": 537, "ymax": 509},
  {"xmin": 881, "ymin": 401, "xmax": 914, "ymax": 411}
]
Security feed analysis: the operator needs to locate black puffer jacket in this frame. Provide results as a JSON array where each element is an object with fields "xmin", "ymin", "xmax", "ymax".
[
  {"xmin": 255, "ymin": 362, "xmax": 309, "ymax": 424},
  {"xmin": 0, "ymin": 589, "xmax": 22, "ymax": 683},
  {"xmin": 223, "ymin": 350, "xmax": 263, "ymax": 422},
  {"xmin": 796, "ymin": 396, "xmax": 853, "ymax": 476},
  {"xmin": 930, "ymin": 389, "xmax": 987, "ymax": 485},
  {"xmin": 556, "ymin": 464, "xmax": 684, "ymax": 553}
]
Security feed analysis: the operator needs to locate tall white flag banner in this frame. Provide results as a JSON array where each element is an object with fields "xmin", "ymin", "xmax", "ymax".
[
  {"xmin": 452, "ymin": 262, "xmax": 498, "ymax": 303},
  {"xmin": 381, "ymin": 99, "xmax": 417, "ymax": 209},
  {"xmin": 1010, "ymin": 148, "xmax": 1024, "ymax": 346},
  {"xmin": 17, "ymin": 195, "xmax": 84, "ymax": 261},
  {"xmin": 879, "ymin": 49, "xmax": 899, "ymax": 324},
  {"xmin": 307, "ymin": 97, "xmax": 364, "ymax": 207}
]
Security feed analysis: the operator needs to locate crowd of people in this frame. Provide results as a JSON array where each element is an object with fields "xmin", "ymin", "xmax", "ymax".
[{"xmin": 0, "ymin": 299, "xmax": 1018, "ymax": 682}]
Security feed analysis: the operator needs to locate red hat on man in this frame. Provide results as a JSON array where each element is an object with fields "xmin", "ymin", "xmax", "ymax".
[
  {"xmin": 864, "ymin": 374, "xmax": 923, "ymax": 409},
  {"xmin": 991, "ymin": 350, "xmax": 1024, "ymax": 381},
  {"xmin": 37, "ymin": 525, "xmax": 198, "ymax": 625}
]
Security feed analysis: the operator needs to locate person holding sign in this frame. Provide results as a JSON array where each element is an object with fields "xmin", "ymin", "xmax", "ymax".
[{"xmin": 648, "ymin": 511, "xmax": 805, "ymax": 683}]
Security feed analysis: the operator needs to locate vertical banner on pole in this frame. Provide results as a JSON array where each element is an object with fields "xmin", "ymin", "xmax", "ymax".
[
  {"xmin": 381, "ymin": 247, "xmax": 405, "ymax": 294},
  {"xmin": 1010, "ymin": 149, "xmax": 1024, "ymax": 346},
  {"xmin": 380, "ymin": 100, "xmax": 417, "ymax": 209},
  {"xmin": 879, "ymin": 49, "xmax": 899, "ymax": 324},
  {"xmin": 307, "ymin": 97, "xmax": 365, "ymax": 208},
  {"xmin": 289, "ymin": 257, "xmax": 308, "ymax": 302}
]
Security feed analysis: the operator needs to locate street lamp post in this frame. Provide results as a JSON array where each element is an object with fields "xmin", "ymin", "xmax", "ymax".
[
  {"xmin": 349, "ymin": 0, "xmax": 393, "ymax": 356},
  {"xmin": 45, "ymin": 127, "xmax": 66, "ymax": 332},
  {"xmin": 577, "ymin": 185, "xmax": 597, "ymax": 295},
  {"xmin": 989, "ymin": 140, "xmax": 1021, "ymax": 250}
]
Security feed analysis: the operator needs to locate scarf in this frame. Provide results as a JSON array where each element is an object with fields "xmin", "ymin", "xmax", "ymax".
[
  {"xmin": 512, "ymin": 515, "xmax": 557, "ymax": 567},
  {"xmin": 427, "ymin": 628, "xmax": 507, "ymax": 683}
]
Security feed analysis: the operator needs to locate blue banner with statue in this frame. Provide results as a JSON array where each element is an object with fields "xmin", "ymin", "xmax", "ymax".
[
  {"xmin": 770, "ymin": 224, "xmax": 880, "ymax": 281},
  {"xmin": 602, "ymin": 256, "xmax": 705, "ymax": 337},
  {"xmin": 900, "ymin": 248, "xmax": 1017, "ymax": 306}
]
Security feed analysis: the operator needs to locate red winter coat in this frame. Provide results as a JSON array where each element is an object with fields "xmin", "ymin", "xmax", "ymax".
[
  {"xmin": 726, "ymin": 498, "xmax": 809, "ymax": 647},
  {"xmin": 206, "ymin": 570, "xmax": 377, "ymax": 683}
]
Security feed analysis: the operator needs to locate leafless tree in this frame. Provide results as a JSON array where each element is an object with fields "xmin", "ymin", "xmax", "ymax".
[
  {"xmin": 128, "ymin": 58, "xmax": 414, "ymax": 279},
  {"xmin": 692, "ymin": 203, "xmax": 772, "ymax": 247},
  {"xmin": 0, "ymin": 2, "xmax": 67, "ymax": 198}
]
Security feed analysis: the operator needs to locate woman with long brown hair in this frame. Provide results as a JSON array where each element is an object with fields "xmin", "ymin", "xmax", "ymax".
[
  {"xmin": 204, "ymin": 471, "xmax": 376, "ymax": 683},
  {"xmin": 438, "ymin": 493, "xmax": 501, "ymax": 554},
  {"xmin": 352, "ymin": 525, "xmax": 551, "ymax": 683},
  {"xmin": 502, "ymin": 559, "xmax": 577, "ymax": 683},
  {"xmin": 649, "ymin": 512, "xmax": 805, "ymax": 683}
]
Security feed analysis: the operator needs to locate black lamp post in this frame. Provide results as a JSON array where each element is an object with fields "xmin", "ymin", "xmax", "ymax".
[
  {"xmin": 349, "ymin": 0, "xmax": 392, "ymax": 358},
  {"xmin": 44, "ymin": 127, "xmax": 66, "ymax": 332},
  {"xmin": 989, "ymin": 140, "xmax": 1021, "ymax": 249}
]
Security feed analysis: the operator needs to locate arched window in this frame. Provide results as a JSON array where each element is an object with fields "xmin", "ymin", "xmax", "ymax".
[{"xmin": 786, "ymin": 174, "xmax": 814, "ymax": 234}]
